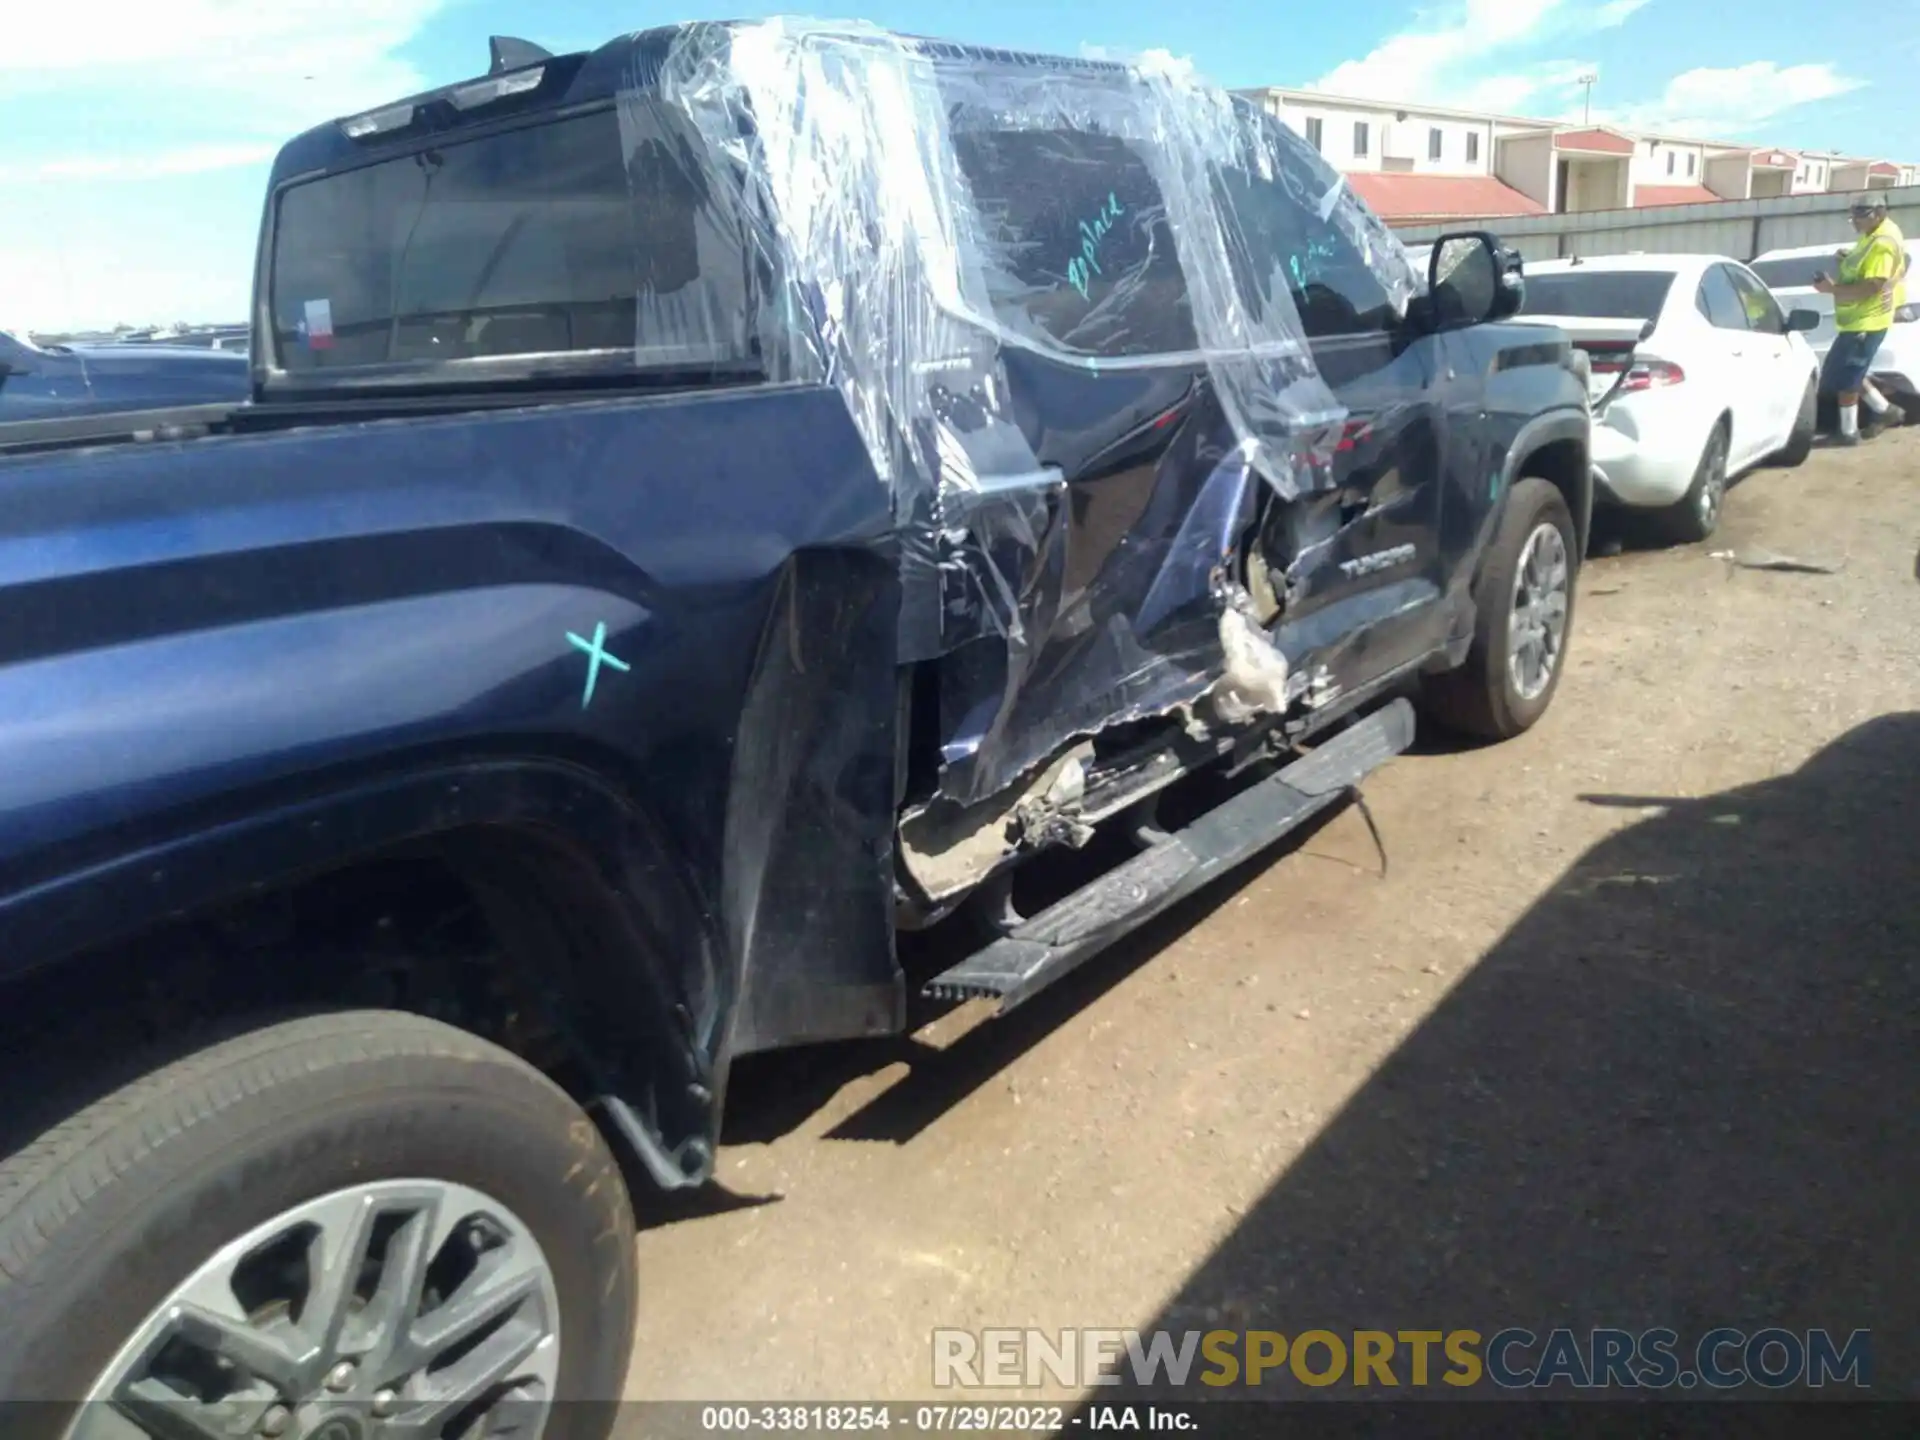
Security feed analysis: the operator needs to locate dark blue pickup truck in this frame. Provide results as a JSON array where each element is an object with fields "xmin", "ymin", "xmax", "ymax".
[
  {"xmin": 0, "ymin": 21, "xmax": 1590, "ymax": 1426},
  {"xmin": 0, "ymin": 328, "xmax": 248, "ymax": 422}
]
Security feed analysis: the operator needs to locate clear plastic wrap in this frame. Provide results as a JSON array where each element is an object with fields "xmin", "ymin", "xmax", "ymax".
[{"xmin": 620, "ymin": 20, "xmax": 1423, "ymax": 804}]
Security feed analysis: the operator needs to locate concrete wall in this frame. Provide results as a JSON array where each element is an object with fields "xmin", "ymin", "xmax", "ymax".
[
  {"xmin": 1564, "ymin": 158, "xmax": 1630, "ymax": 213},
  {"xmin": 1496, "ymin": 132, "xmax": 1556, "ymax": 208},
  {"xmin": 1631, "ymin": 138, "xmax": 1709, "ymax": 189},
  {"xmin": 1389, "ymin": 184, "xmax": 1920, "ymax": 265},
  {"xmin": 1262, "ymin": 93, "xmax": 1500, "ymax": 177},
  {"xmin": 1704, "ymin": 152, "xmax": 1751, "ymax": 200},
  {"xmin": 1565, "ymin": 161, "xmax": 1607, "ymax": 212},
  {"xmin": 1395, "ymin": 116, "xmax": 1496, "ymax": 174},
  {"xmin": 1793, "ymin": 156, "xmax": 1835, "ymax": 192},
  {"xmin": 1287, "ymin": 97, "xmax": 1393, "ymax": 172}
]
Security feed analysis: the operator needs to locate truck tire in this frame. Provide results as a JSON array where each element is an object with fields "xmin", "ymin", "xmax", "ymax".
[
  {"xmin": 1421, "ymin": 476, "xmax": 1577, "ymax": 742},
  {"xmin": 0, "ymin": 1009, "xmax": 637, "ymax": 1436}
]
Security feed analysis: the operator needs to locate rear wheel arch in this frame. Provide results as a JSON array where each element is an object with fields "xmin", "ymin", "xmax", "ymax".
[
  {"xmin": 0, "ymin": 814, "xmax": 719, "ymax": 1206},
  {"xmin": 1510, "ymin": 433, "xmax": 1592, "ymax": 560},
  {"xmin": 437, "ymin": 823, "xmax": 719, "ymax": 1187},
  {"xmin": 1710, "ymin": 408, "xmax": 1733, "ymax": 461},
  {"xmin": 1775, "ymin": 378, "xmax": 1816, "ymax": 466}
]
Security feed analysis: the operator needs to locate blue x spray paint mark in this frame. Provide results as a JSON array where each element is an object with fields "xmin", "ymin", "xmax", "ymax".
[{"xmin": 566, "ymin": 621, "xmax": 630, "ymax": 709}]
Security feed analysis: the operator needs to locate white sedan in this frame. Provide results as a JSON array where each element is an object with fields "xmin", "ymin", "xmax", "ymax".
[
  {"xmin": 1751, "ymin": 241, "xmax": 1919, "ymax": 422},
  {"xmin": 1518, "ymin": 254, "xmax": 1822, "ymax": 542}
]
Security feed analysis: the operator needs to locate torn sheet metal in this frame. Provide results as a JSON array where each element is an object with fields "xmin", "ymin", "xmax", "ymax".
[{"xmin": 623, "ymin": 20, "xmax": 1420, "ymax": 805}]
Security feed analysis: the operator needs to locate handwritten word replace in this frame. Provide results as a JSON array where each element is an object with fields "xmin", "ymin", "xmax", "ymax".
[{"xmin": 1066, "ymin": 193, "xmax": 1126, "ymax": 300}]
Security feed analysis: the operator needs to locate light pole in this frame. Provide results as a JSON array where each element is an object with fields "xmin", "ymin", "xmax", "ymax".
[{"xmin": 1577, "ymin": 72, "xmax": 1598, "ymax": 125}]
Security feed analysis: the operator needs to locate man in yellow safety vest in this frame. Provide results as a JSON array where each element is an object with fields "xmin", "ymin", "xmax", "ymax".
[
  {"xmin": 1858, "ymin": 208, "xmax": 1909, "ymax": 431},
  {"xmin": 1815, "ymin": 193, "xmax": 1904, "ymax": 445}
]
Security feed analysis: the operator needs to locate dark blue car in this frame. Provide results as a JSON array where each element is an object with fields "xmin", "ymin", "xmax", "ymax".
[
  {"xmin": 0, "ymin": 22, "xmax": 1590, "ymax": 1419},
  {"xmin": 0, "ymin": 329, "xmax": 248, "ymax": 421}
]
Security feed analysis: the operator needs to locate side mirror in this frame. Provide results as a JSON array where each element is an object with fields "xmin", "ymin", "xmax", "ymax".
[
  {"xmin": 1428, "ymin": 231, "xmax": 1522, "ymax": 328},
  {"xmin": 1785, "ymin": 308, "xmax": 1821, "ymax": 333}
]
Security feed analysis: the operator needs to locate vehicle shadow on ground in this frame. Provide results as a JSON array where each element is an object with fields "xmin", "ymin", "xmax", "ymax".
[
  {"xmin": 1071, "ymin": 712, "xmax": 1919, "ymax": 1430},
  {"xmin": 1585, "ymin": 436, "xmax": 1849, "ymax": 560},
  {"xmin": 639, "ymin": 795, "xmax": 1365, "ymax": 1231},
  {"xmin": 709, "ymin": 802, "xmax": 1358, "ymax": 1151}
]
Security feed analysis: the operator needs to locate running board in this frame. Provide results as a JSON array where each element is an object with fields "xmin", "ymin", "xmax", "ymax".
[{"xmin": 923, "ymin": 698, "xmax": 1415, "ymax": 1012}]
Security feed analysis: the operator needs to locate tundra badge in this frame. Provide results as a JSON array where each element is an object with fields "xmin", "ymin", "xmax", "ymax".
[{"xmin": 1338, "ymin": 543, "xmax": 1416, "ymax": 579}]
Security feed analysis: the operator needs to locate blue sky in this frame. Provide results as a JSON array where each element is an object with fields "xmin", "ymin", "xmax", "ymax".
[{"xmin": 2, "ymin": 0, "xmax": 1905, "ymax": 331}]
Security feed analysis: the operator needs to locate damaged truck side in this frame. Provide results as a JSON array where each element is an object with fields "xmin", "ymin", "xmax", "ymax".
[{"xmin": 0, "ymin": 21, "xmax": 1591, "ymax": 1422}]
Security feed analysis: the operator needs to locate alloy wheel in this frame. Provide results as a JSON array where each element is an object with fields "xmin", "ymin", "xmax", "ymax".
[{"xmin": 66, "ymin": 1180, "xmax": 560, "ymax": 1440}]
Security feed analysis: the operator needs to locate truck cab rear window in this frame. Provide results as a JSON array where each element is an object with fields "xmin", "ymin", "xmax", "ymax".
[
  {"xmin": 268, "ymin": 107, "xmax": 751, "ymax": 375},
  {"xmin": 952, "ymin": 128, "xmax": 1198, "ymax": 358}
]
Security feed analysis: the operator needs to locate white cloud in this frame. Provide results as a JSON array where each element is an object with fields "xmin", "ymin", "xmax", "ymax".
[
  {"xmin": 1591, "ymin": 0, "xmax": 1653, "ymax": 25},
  {"xmin": 0, "ymin": 143, "xmax": 276, "ymax": 185},
  {"xmin": 1448, "ymin": 62, "xmax": 1597, "ymax": 115},
  {"xmin": 0, "ymin": 230, "xmax": 258, "ymax": 335},
  {"xmin": 1, "ymin": 1, "xmax": 453, "ymax": 139},
  {"xmin": 1310, "ymin": 0, "xmax": 1643, "ymax": 113},
  {"xmin": 0, "ymin": 1, "xmax": 458, "ymax": 330},
  {"xmin": 1592, "ymin": 62, "xmax": 1863, "ymax": 136},
  {"xmin": 1311, "ymin": 0, "xmax": 1861, "ymax": 146}
]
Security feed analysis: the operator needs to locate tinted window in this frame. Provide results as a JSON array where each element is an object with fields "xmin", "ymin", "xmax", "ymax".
[
  {"xmin": 269, "ymin": 107, "xmax": 751, "ymax": 373},
  {"xmin": 1214, "ymin": 147, "xmax": 1398, "ymax": 339},
  {"xmin": 1695, "ymin": 265, "xmax": 1748, "ymax": 330},
  {"xmin": 1724, "ymin": 264, "xmax": 1785, "ymax": 334},
  {"xmin": 1519, "ymin": 270, "xmax": 1675, "ymax": 322},
  {"xmin": 952, "ymin": 128, "xmax": 1197, "ymax": 358},
  {"xmin": 1750, "ymin": 255, "xmax": 1828, "ymax": 288}
]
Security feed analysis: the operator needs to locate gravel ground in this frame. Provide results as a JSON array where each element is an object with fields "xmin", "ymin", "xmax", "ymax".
[{"xmin": 623, "ymin": 430, "xmax": 1920, "ymax": 1408}]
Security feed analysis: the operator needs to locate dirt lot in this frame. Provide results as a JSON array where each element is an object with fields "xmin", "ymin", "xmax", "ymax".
[{"xmin": 625, "ymin": 431, "xmax": 1920, "ymax": 1403}]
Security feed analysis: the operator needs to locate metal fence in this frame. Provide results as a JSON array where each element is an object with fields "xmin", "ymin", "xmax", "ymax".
[{"xmin": 1392, "ymin": 185, "xmax": 1920, "ymax": 264}]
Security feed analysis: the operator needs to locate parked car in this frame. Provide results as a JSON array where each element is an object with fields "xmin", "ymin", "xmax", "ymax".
[
  {"xmin": 0, "ymin": 328, "xmax": 248, "ymax": 423},
  {"xmin": 1518, "ymin": 254, "xmax": 1820, "ymax": 542},
  {"xmin": 0, "ymin": 21, "xmax": 1595, "ymax": 1421},
  {"xmin": 1751, "ymin": 241, "xmax": 1919, "ymax": 422}
]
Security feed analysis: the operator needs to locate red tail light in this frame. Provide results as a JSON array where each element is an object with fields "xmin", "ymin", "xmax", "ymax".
[{"xmin": 1616, "ymin": 359, "xmax": 1685, "ymax": 393}]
